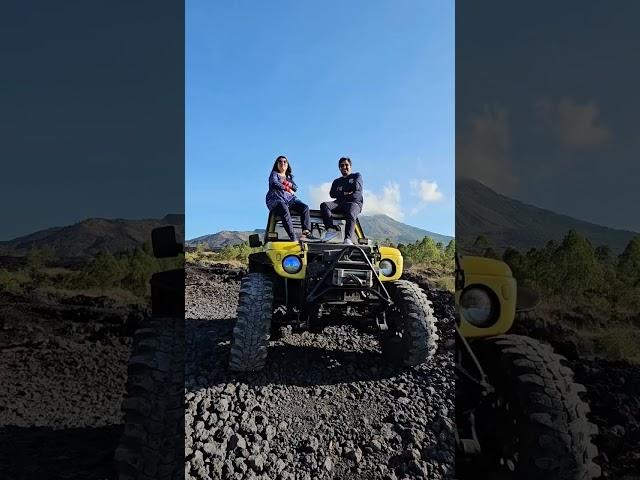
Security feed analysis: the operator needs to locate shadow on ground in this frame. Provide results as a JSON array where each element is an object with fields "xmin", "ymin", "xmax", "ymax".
[
  {"xmin": 186, "ymin": 317, "xmax": 412, "ymax": 392},
  {"xmin": 0, "ymin": 424, "xmax": 122, "ymax": 480}
]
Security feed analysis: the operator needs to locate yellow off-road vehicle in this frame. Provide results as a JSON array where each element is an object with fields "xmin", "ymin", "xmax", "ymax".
[
  {"xmin": 455, "ymin": 255, "xmax": 600, "ymax": 479},
  {"xmin": 228, "ymin": 209, "xmax": 439, "ymax": 372}
]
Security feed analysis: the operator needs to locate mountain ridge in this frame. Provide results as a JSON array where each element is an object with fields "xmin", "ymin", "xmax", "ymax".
[
  {"xmin": 5, "ymin": 182, "xmax": 634, "ymax": 258},
  {"xmin": 456, "ymin": 179, "xmax": 639, "ymax": 252},
  {"xmin": 186, "ymin": 214, "xmax": 454, "ymax": 250},
  {"xmin": 0, "ymin": 214, "xmax": 185, "ymax": 258}
]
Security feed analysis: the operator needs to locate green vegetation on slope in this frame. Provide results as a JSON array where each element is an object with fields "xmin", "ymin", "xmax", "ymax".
[{"xmin": 0, "ymin": 244, "xmax": 183, "ymax": 303}]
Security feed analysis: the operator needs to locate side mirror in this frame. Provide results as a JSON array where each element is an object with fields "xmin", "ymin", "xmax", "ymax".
[
  {"xmin": 152, "ymin": 226, "xmax": 183, "ymax": 258},
  {"xmin": 249, "ymin": 234, "xmax": 263, "ymax": 248}
]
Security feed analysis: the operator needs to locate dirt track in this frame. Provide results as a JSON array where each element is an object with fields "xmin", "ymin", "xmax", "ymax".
[{"xmin": 185, "ymin": 264, "xmax": 456, "ymax": 480}]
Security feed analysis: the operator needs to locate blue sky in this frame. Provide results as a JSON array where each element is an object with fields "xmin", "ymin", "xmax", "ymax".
[{"xmin": 186, "ymin": 0, "xmax": 454, "ymax": 240}]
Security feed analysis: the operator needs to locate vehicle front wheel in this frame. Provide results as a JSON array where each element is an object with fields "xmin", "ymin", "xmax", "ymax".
[
  {"xmin": 469, "ymin": 334, "xmax": 600, "ymax": 480},
  {"xmin": 115, "ymin": 317, "xmax": 184, "ymax": 480},
  {"xmin": 380, "ymin": 280, "xmax": 438, "ymax": 366},
  {"xmin": 228, "ymin": 273, "xmax": 273, "ymax": 372}
]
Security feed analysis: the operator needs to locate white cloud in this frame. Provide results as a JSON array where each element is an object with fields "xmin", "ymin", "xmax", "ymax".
[
  {"xmin": 362, "ymin": 183, "xmax": 404, "ymax": 220},
  {"xmin": 307, "ymin": 182, "xmax": 404, "ymax": 221},
  {"xmin": 536, "ymin": 97, "xmax": 610, "ymax": 149},
  {"xmin": 410, "ymin": 179, "xmax": 443, "ymax": 203},
  {"xmin": 309, "ymin": 182, "xmax": 333, "ymax": 207},
  {"xmin": 456, "ymin": 105, "xmax": 518, "ymax": 194},
  {"xmin": 408, "ymin": 179, "xmax": 444, "ymax": 216}
]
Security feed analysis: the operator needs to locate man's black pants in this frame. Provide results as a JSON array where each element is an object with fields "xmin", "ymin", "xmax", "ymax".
[{"xmin": 320, "ymin": 201, "xmax": 361, "ymax": 242}]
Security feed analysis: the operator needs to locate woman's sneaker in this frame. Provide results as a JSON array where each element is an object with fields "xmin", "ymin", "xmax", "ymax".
[{"xmin": 300, "ymin": 230, "xmax": 320, "ymax": 242}]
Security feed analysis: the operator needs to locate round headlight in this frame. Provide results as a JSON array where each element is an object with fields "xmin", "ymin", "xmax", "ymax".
[
  {"xmin": 282, "ymin": 255, "xmax": 302, "ymax": 274},
  {"xmin": 460, "ymin": 287, "xmax": 497, "ymax": 327},
  {"xmin": 379, "ymin": 259, "xmax": 395, "ymax": 277}
]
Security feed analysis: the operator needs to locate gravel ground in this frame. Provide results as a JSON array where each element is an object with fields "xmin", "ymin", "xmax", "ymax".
[
  {"xmin": 185, "ymin": 265, "xmax": 456, "ymax": 480},
  {"xmin": 0, "ymin": 299, "xmax": 134, "ymax": 479}
]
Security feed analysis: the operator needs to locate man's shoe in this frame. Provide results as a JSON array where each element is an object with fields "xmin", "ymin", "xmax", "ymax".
[{"xmin": 343, "ymin": 238, "xmax": 354, "ymax": 245}]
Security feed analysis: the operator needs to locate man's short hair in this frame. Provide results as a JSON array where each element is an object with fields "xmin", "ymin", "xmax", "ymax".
[{"xmin": 338, "ymin": 157, "xmax": 351, "ymax": 166}]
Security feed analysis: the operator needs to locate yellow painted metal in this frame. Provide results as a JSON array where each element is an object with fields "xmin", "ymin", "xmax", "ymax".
[
  {"xmin": 378, "ymin": 246, "xmax": 403, "ymax": 281},
  {"xmin": 457, "ymin": 256, "xmax": 517, "ymax": 338},
  {"xmin": 263, "ymin": 242, "xmax": 404, "ymax": 282},
  {"xmin": 265, "ymin": 241, "xmax": 306, "ymax": 279},
  {"xmin": 262, "ymin": 213, "xmax": 403, "ymax": 282}
]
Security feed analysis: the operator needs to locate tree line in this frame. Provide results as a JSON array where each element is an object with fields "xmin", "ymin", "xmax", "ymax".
[
  {"xmin": 0, "ymin": 243, "xmax": 183, "ymax": 298},
  {"xmin": 188, "ymin": 237, "xmax": 456, "ymax": 270},
  {"xmin": 383, "ymin": 237, "xmax": 456, "ymax": 270},
  {"xmin": 473, "ymin": 230, "xmax": 640, "ymax": 310}
]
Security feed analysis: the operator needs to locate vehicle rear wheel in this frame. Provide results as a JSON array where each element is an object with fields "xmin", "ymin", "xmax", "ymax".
[
  {"xmin": 115, "ymin": 317, "xmax": 184, "ymax": 480},
  {"xmin": 228, "ymin": 273, "xmax": 273, "ymax": 372},
  {"xmin": 469, "ymin": 334, "xmax": 600, "ymax": 480},
  {"xmin": 380, "ymin": 280, "xmax": 438, "ymax": 366}
]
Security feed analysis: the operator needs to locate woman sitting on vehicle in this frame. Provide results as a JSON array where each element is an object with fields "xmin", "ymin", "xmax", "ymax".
[{"xmin": 265, "ymin": 155, "xmax": 314, "ymax": 241}]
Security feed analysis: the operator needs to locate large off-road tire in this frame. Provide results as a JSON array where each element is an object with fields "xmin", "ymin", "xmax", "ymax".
[
  {"xmin": 115, "ymin": 317, "xmax": 184, "ymax": 480},
  {"xmin": 380, "ymin": 280, "xmax": 438, "ymax": 366},
  {"xmin": 470, "ymin": 334, "xmax": 600, "ymax": 480},
  {"xmin": 228, "ymin": 273, "xmax": 273, "ymax": 372}
]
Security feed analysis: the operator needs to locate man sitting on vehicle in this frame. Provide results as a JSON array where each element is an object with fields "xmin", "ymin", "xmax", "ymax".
[{"xmin": 320, "ymin": 157, "xmax": 363, "ymax": 244}]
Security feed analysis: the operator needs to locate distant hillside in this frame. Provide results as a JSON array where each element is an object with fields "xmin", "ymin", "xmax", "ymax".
[
  {"xmin": 457, "ymin": 179, "xmax": 638, "ymax": 252},
  {"xmin": 187, "ymin": 215, "xmax": 453, "ymax": 250},
  {"xmin": 187, "ymin": 230, "xmax": 264, "ymax": 250},
  {"xmin": 359, "ymin": 215, "xmax": 453, "ymax": 245},
  {"xmin": 0, "ymin": 214, "xmax": 184, "ymax": 258}
]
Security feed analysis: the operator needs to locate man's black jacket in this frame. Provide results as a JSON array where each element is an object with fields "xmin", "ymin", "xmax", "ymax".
[{"xmin": 329, "ymin": 172, "xmax": 363, "ymax": 206}]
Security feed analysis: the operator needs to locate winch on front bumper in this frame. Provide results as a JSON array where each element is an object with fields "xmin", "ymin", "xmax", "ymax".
[
  {"xmin": 305, "ymin": 244, "xmax": 392, "ymax": 306},
  {"xmin": 332, "ymin": 268, "xmax": 373, "ymax": 287}
]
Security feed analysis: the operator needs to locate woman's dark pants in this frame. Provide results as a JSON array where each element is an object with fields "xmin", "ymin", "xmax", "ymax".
[{"xmin": 271, "ymin": 199, "xmax": 311, "ymax": 240}]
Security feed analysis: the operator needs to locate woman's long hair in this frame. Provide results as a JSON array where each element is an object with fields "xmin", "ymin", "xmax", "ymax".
[{"xmin": 272, "ymin": 155, "xmax": 292, "ymax": 177}]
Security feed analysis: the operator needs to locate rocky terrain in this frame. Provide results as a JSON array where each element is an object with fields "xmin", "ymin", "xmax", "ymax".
[
  {"xmin": 576, "ymin": 359, "xmax": 640, "ymax": 479},
  {"xmin": 2, "ymin": 261, "xmax": 636, "ymax": 479},
  {"xmin": 185, "ymin": 264, "xmax": 456, "ymax": 480},
  {"xmin": 0, "ymin": 295, "xmax": 139, "ymax": 479}
]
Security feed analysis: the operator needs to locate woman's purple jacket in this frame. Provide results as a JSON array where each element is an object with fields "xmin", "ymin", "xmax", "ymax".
[{"xmin": 265, "ymin": 171, "xmax": 298, "ymax": 210}]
